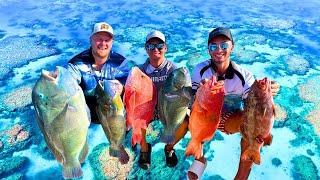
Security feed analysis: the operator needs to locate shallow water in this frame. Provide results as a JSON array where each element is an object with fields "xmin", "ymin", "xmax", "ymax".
[{"xmin": 0, "ymin": 0, "xmax": 319, "ymax": 179}]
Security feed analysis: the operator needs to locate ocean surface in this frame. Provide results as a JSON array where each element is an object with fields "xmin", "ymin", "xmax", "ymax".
[{"xmin": 0, "ymin": 0, "xmax": 319, "ymax": 179}]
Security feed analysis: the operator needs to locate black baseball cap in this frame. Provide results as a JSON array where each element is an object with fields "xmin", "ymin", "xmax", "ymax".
[{"xmin": 208, "ymin": 27, "xmax": 233, "ymax": 44}]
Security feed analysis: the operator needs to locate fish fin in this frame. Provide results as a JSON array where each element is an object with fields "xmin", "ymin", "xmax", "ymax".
[
  {"xmin": 109, "ymin": 146, "xmax": 120, "ymax": 157},
  {"xmin": 34, "ymin": 109, "xmax": 64, "ymax": 164},
  {"xmin": 241, "ymin": 149, "xmax": 261, "ymax": 165},
  {"xmin": 161, "ymin": 128, "xmax": 175, "ymax": 144},
  {"xmin": 160, "ymin": 134, "xmax": 175, "ymax": 144},
  {"xmin": 78, "ymin": 140, "xmax": 88, "ymax": 163},
  {"xmin": 131, "ymin": 119, "xmax": 147, "ymax": 146},
  {"xmin": 124, "ymin": 89, "xmax": 136, "ymax": 129},
  {"xmin": 67, "ymin": 104, "xmax": 77, "ymax": 112},
  {"xmin": 272, "ymin": 104, "xmax": 276, "ymax": 117},
  {"xmin": 62, "ymin": 162, "xmax": 83, "ymax": 179},
  {"xmin": 263, "ymin": 134, "xmax": 273, "ymax": 146},
  {"xmin": 85, "ymin": 105, "xmax": 91, "ymax": 125},
  {"xmin": 118, "ymin": 146, "xmax": 130, "ymax": 165},
  {"xmin": 263, "ymin": 108, "xmax": 267, "ymax": 117},
  {"xmin": 185, "ymin": 139, "xmax": 203, "ymax": 159}
]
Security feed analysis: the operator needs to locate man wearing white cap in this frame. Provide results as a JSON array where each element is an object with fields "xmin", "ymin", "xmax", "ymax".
[
  {"xmin": 137, "ymin": 30, "xmax": 190, "ymax": 170},
  {"xmin": 67, "ymin": 22, "xmax": 132, "ymax": 164}
]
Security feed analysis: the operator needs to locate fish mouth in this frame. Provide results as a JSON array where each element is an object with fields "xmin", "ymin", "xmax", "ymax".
[
  {"xmin": 257, "ymin": 78, "xmax": 269, "ymax": 90},
  {"xmin": 41, "ymin": 68, "xmax": 58, "ymax": 82}
]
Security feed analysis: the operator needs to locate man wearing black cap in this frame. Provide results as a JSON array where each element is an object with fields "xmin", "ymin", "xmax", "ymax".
[{"xmin": 188, "ymin": 27, "xmax": 280, "ymax": 180}]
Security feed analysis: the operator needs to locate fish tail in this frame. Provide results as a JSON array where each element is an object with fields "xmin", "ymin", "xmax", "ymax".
[
  {"xmin": 161, "ymin": 128, "xmax": 175, "ymax": 144},
  {"xmin": 241, "ymin": 149, "xmax": 261, "ymax": 165},
  {"xmin": 131, "ymin": 133, "xmax": 142, "ymax": 146},
  {"xmin": 160, "ymin": 134, "xmax": 175, "ymax": 144},
  {"xmin": 131, "ymin": 119, "xmax": 147, "ymax": 146},
  {"xmin": 62, "ymin": 161, "xmax": 83, "ymax": 179},
  {"xmin": 78, "ymin": 141, "xmax": 88, "ymax": 163},
  {"xmin": 185, "ymin": 139, "xmax": 203, "ymax": 159},
  {"xmin": 109, "ymin": 146, "xmax": 120, "ymax": 157}
]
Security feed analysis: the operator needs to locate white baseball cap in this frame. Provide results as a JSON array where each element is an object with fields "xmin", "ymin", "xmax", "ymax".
[
  {"xmin": 146, "ymin": 30, "xmax": 166, "ymax": 43},
  {"xmin": 91, "ymin": 22, "xmax": 114, "ymax": 37}
]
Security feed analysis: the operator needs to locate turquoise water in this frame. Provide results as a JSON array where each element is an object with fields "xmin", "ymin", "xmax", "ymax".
[{"xmin": 0, "ymin": 0, "xmax": 319, "ymax": 179}]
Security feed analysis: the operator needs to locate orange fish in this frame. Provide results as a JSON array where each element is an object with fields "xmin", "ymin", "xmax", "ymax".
[
  {"xmin": 124, "ymin": 67, "xmax": 157, "ymax": 146},
  {"xmin": 185, "ymin": 76, "xmax": 224, "ymax": 159},
  {"xmin": 240, "ymin": 77, "xmax": 275, "ymax": 164}
]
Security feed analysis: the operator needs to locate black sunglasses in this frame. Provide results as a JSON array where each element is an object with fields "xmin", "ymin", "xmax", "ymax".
[{"xmin": 145, "ymin": 43, "xmax": 165, "ymax": 51}]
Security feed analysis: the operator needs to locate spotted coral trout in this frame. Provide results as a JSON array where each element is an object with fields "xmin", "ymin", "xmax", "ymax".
[{"xmin": 240, "ymin": 77, "xmax": 275, "ymax": 164}]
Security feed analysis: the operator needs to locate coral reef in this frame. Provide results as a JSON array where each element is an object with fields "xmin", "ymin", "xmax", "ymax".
[
  {"xmin": 146, "ymin": 120, "xmax": 163, "ymax": 145},
  {"xmin": 271, "ymin": 158, "xmax": 282, "ymax": 167},
  {"xmin": 0, "ymin": 86, "xmax": 33, "ymax": 111},
  {"xmin": 99, "ymin": 147, "xmax": 135, "ymax": 179},
  {"xmin": 89, "ymin": 143, "xmax": 135, "ymax": 179},
  {"xmin": 0, "ymin": 156, "xmax": 28, "ymax": 178},
  {"xmin": 204, "ymin": 175, "xmax": 225, "ymax": 180},
  {"xmin": 0, "ymin": 35, "xmax": 59, "ymax": 79},
  {"xmin": 0, "ymin": 123, "xmax": 32, "ymax": 159},
  {"xmin": 291, "ymin": 155, "xmax": 319, "ymax": 180},
  {"xmin": 128, "ymin": 148, "xmax": 189, "ymax": 179},
  {"xmin": 299, "ymin": 76, "xmax": 320, "ymax": 135},
  {"xmin": 299, "ymin": 76, "xmax": 320, "ymax": 103},
  {"xmin": 4, "ymin": 173, "xmax": 23, "ymax": 180},
  {"xmin": 307, "ymin": 149, "xmax": 315, "ymax": 156},
  {"xmin": 306, "ymin": 104, "xmax": 320, "ymax": 135},
  {"xmin": 4, "ymin": 124, "xmax": 30, "ymax": 145},
  {"xmin": 251, "ymin": 18, "xmax": 295, "ymax": 30},
  {"xmin": 274, "ymin": 104, "xmax": 287, "ymax": 121},
  {"xmin": 274, "ymin": 103, "xmax": 288, "ymax": 128},
  {"xmin": 285, "ymin": 55, "xmax": 310, "ymax": 75}
]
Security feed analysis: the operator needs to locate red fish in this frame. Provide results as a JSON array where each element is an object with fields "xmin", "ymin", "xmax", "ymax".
[
  {"xmin": 124, "ymin": 67, "xmax": 157, "ymax": 146},
  {"xmin": 240, "ymin": 78, "xmax": 275, "ymax": 164},
  {"xmin": 185, "ymin": 76, "xmax": 224, "ymax": 159}
]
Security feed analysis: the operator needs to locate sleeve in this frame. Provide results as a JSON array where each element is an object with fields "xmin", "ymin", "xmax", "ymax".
[
  {"xmin": 114, "ymin": 59, "xmax": 136, "ymax": 84},
  {"xmin": 242, "ymin": 69, "xmax": 255, "ymax": 99},
  {"xmin": 191, "ymin": 64, "xmax": 202, "ymax": 94},
  {"xmin": 67, "ymin": 63, "xmax": 82, "ymax": 84}
]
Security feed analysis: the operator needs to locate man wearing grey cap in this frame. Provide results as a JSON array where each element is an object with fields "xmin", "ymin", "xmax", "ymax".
[
  {"xmin": 188, "ymin": 27, "xmax": 280, "ymax": 179},
  {"xmin": 67, "ymin": 22, "xmax": 132, "ymax": 164},
  {"xmin": 137, "ymin": 30, "xmax": 190, "ymax": 170}
]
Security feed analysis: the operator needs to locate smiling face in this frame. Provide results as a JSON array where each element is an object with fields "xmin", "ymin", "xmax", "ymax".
[
  {"xmin": 90, "ymin": 32, "xmax": 113, "ymax": 60},
  {"xmin": 208, "ymin": 35, "xmax": 233, "ymax": 65},
  {"xmin": 145, "ymin": 38, "xmax": 167, "ymax": 65}
]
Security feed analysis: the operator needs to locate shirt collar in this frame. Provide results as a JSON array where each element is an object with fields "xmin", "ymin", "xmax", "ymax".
[
  {"xmin": 146, "ymin": 58, "xmax": 167, "ymax": 73},
  {"xmin": 210, "ymin": 60, "xmax": 235, "ymax": 80}
]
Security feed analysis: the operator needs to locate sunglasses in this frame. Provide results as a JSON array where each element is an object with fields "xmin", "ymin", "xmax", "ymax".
[
  {"xmin": 208, "ymin": 42, "xmax": 229, "ymax": 51},
  {"xmin": 146, "ymin": 43, "xmax": 165, "ymax": 51}
]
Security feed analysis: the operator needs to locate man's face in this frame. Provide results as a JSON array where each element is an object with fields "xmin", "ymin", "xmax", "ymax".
[
  {"xmin": 145, "ymin": 38, "xmax": 167, "ymax": 61},
  {"xmin": 91, "ymin": 32, "xmax": 113, "ymax": 59},
  {"xmin": 208, "ymin": 35, "xmax": 233, "ymax": 65}
]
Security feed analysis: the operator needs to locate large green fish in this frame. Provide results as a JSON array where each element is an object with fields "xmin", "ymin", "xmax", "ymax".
[
  {"xmin": 95, "ymin": 80, "xmax": 129, "ymax": 164},
  {"xmin": 32, "ymin": 66, "xmax": 90, "ymax": 179},
  {"xmin": 158, "ymin": 67, "xmax": 192, "ymax": 144}
]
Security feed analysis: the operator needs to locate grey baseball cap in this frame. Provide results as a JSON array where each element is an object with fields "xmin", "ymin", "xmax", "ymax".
[{"xmin": 146, "ymin": 30, "xmax": 166, "ymax": 43}]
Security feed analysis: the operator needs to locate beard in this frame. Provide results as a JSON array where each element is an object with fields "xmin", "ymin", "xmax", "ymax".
[{"xmin": 92, "ymin": 48, "xmax": 110, "ymax": 59}]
